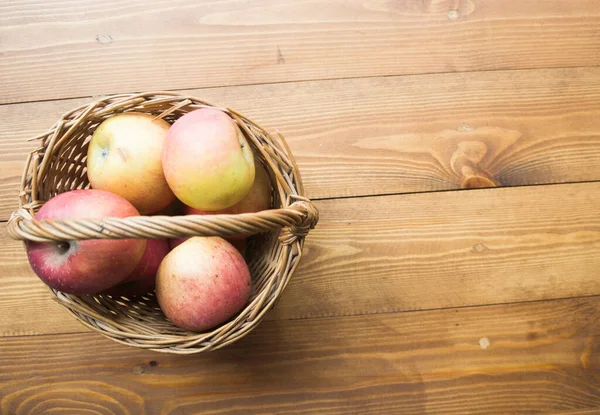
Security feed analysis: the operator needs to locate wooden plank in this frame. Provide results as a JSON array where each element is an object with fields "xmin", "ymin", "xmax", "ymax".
[
  {"xmin": 1, "ymin": 0, "xmax": 600, "ymax": 104},
  {"xmin": 277, "ymin": 182, "xmax": 600, "ymax": 320},
  {"xmin": 2, "ymin": 182, "xmax": 600, "ymax": 337},
  {"xmin": 4, "ymin": 67, "xmax": 600, "ymax": 219},
  {"xmin": 1, "ymin": 297, "xmax": 599, "ymax": 414}
]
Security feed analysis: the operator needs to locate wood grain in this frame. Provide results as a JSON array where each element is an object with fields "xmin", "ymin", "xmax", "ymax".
[
  {"xmin": 3, "ymin": 67, "xmax": 600, "ymax": 219},
  {"xmin": 1, "ymin": 0, "xmax": 600, "ymax": 104},
  {"xmin": 276, "ymin": 181, "xmax": 600, "ymax": 320},
  {"xmin": 2, "ymin": 181, "xmax": 600, "ymax": 337},
  {"xmin": 1, "ymin": 296, "xmax": 599, "ymax": 414}
]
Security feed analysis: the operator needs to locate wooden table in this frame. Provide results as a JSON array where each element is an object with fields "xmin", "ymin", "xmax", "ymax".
[{"xmin": 1, "ymin": 1, "xmax": 600, "ymax": 413}]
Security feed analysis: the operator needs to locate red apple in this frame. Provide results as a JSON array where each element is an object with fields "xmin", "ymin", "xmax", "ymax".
[
  {"xmin": 87, "ymin": 112, "xmax": 175, "ymax": 214},
  {"xmin": 169, "ymin": 237, "xmax": 247, "ymax": 257},
  {"xmin": 184, "ymin": 162, "xmax": 272, "ymax": 240},
  {"xmin": 103, "ymin": 238, "xmax": 170, "ymax": 297},
  {"xmin": 156, "ymin": 237, "xmax": 251, "ymax": 331},
  {"xmin": 25, "ymin": 189, "xmax": 146, "ymax": 294},
  {"xmin": 162, "ymin": 108, "xmax": 255, "ymax": 211}
]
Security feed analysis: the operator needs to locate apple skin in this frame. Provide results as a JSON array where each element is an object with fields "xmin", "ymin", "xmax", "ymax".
[
  {"xmin": 103, "ymin": 238, "xmax": 170, "ymax": 297},
  {"xmin": 169, "ymin": 237, "xmax": 247, "ymax": 257},
  {"xmin": 25, "ymin": 189, "xmax": 146, "ymax": 295},
  {"xmin": 162, "ymin": 108, "xmax": 255, "ymax": 211},
  {"xmin": 183, "ymin": 162, "xmax": 272, "ymax": 240},
  {"xmin": 87, "ymin": 112, "xmax": 175, "ymax": 214},
  {"xmin": 156, "ymin": 237, "xmax": 251, "ymax": 332}
]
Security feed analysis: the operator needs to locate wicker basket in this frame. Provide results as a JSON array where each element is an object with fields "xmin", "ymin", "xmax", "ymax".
[{"xmin": 7, "ymin": 92, "xmax": 318, "ymax": 354}]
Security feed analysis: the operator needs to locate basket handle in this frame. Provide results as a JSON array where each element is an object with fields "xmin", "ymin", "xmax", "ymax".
[{"xmin": 8, "ymin": 198, "xmax": 319, "ymax": 246}]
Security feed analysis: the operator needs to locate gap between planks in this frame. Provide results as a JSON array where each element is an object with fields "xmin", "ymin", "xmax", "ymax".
[
  {"xmin": 3, "ymin": 293, "xmax": 600, "ymax": 340},
  {"xmin": 2, "ymin": 64, "xmax": 600, "ymax": 108},
  {"xmin": 3, "ymin": 178, "xmax": 600, "ymax": 224}
]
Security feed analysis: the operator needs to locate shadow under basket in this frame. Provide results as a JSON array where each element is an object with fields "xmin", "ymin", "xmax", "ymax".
[{"xmin": 8, "ymin": 92, "xmax": 319, "ymax": 354}]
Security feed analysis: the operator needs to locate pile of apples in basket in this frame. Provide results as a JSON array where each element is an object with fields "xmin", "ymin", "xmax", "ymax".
[{"xmin": 25, "ymin": 108, "xmax": 271, "ymax": 332}]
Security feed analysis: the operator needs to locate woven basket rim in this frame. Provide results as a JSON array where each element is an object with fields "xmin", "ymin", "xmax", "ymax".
[{"xmin": 9, "ymin": 91, "xmax": 318, "ymax": 354}]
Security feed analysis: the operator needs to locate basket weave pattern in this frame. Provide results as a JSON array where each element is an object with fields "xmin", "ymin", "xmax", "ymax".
[{"xmin": 8, "ymin": 92, "xmax": 318, "ymax": 354}]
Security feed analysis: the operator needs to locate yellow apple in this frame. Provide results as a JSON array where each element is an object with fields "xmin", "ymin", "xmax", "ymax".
[
  {"xmin": 87, "ymin": 112, "xmax": 175, "ymax": 214},
  {"xmin": 183, "ymin": 161, "xmax": 272, "ymax": 239},
  {"xmin": 162, "ymin": 108, "xmax": 255, "ymax": 211}
]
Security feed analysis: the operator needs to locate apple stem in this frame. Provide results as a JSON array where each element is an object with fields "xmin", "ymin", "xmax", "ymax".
[{"xmin": 56, "ymin": 241, "xmax": 71, "ymax": 255}]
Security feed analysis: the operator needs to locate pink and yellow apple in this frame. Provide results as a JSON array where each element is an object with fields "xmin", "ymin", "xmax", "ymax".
[
  {"xmin": 183, "ymin": 161, "xmax": 272, "ymax": 240},
  {"xmin": 87, "ymin": 112, "xmax": 175, "ymax": 214},
  {"xmin": 156, "ymin": 237, "xmax": 251, "ymax": 331},
  {"xmin": 25, "ymin": 189, "xmax": 146, "ymax": 295},
  {"xmin": 103, "ymin": 238, "xmax": 170, "ymax": 297},
  {"xmin": 162, "ymin": 108, "xmax": 255, "ymax": 211}
]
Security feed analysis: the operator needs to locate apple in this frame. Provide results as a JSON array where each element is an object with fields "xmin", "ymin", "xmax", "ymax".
[
  {"xmin": 25, "ymin": 189, "xmax": 146, "ymax": 295},
  {"xmin": 87, "ymin": 112, "xmax": 175, "ymax": 214},
  {"xmin": 183, "ymin": 161, "xmax": 272, "ymax": 240},
  {"xmin": 162, "ymin": 108, "xmax": 255, "ymax": 211},
  {"xmin": 169, "ymin": 236, "xmax": 247, "ymax": 257},
  {"xmin": 156, "ymin": 237, "xmax": 251, "ymax": 331},
  {"xmin": 103, "ymin": 238, "xmax": 170, "ymax": 297}
]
